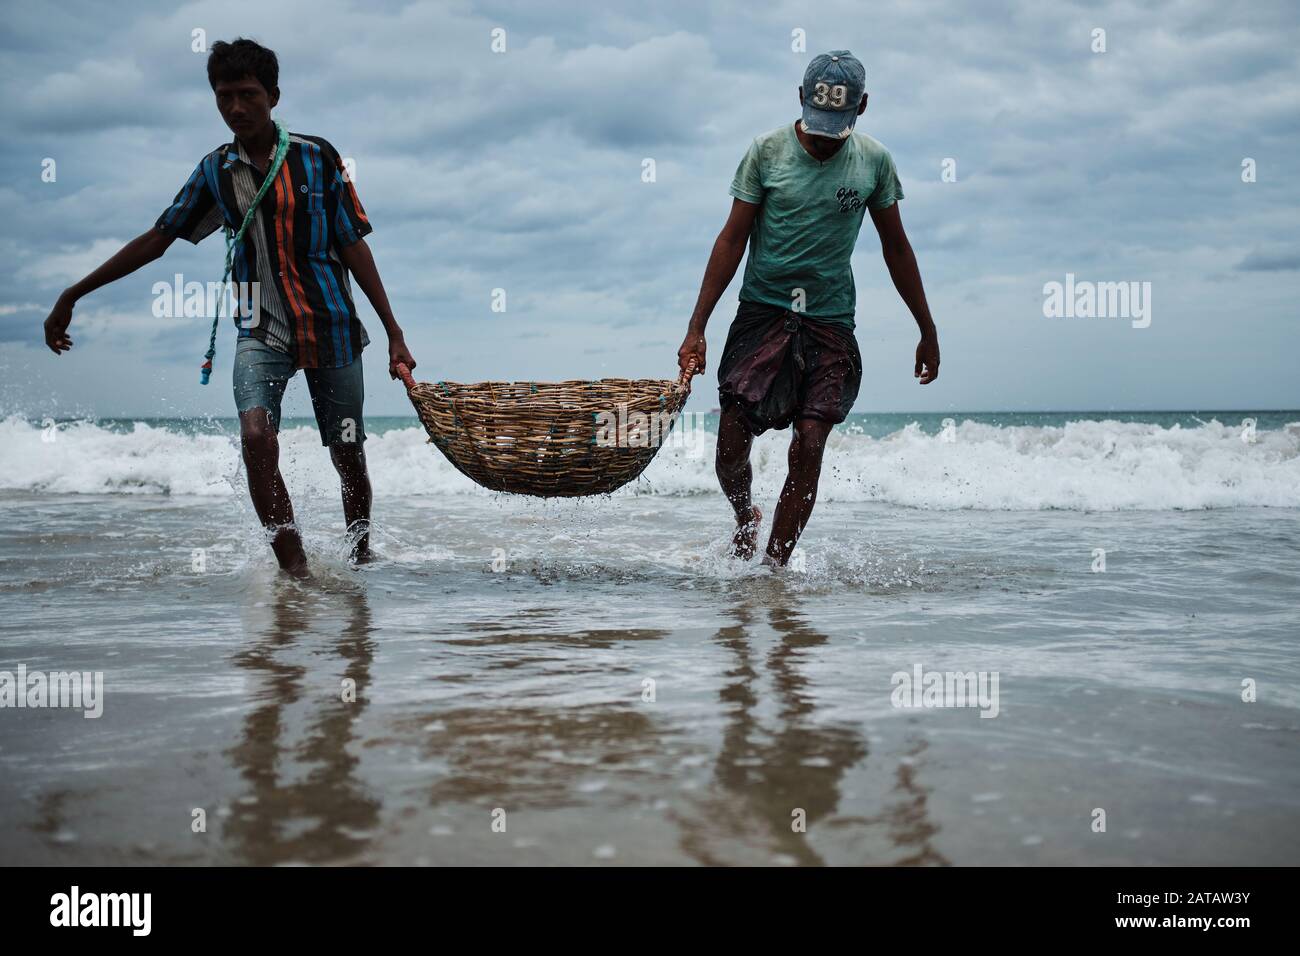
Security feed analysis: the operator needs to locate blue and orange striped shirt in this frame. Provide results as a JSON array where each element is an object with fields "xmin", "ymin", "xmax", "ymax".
[{"xmin": 156, "ymin": 131, "xmax": 372, "ymax": 369}]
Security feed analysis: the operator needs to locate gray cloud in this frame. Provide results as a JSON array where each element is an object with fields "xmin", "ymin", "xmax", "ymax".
[
  {"xmin": 1236, "ymin": 248, "xmax": 1300, "ymax": 271},
  {"xmin": 2, "ymin": 0, "xmax": 1298, "ymax": 418}
]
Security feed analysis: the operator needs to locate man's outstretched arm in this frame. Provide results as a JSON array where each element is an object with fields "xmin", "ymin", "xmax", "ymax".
[
  {"xmin": 869, "ymin": 201, "xmax": 940, "ymax": 384},
  {"xmin": 677, "ymin": 198, "xmax": 759, "ymax": 376},
  {"xmin": 43, "ymin": 229, "xmax": 176, "ymax": 354},
  {"xmin": 337, "ymin": 237, "xmax": 417, "ymax": 379}
]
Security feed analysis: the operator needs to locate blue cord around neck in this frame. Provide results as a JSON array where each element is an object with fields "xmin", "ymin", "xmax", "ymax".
[{"xmin": 199, "ymin": 120, "xmax": 290, "ymax": 385}]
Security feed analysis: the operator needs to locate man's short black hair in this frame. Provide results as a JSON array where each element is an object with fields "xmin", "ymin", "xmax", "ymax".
[{"xmin": 207, "ymin": 38, "xmax": 278, "ymax": 93}]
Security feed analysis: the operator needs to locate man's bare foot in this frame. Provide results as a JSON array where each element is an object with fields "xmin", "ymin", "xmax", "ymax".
[
  {"xmin": 346, "ymin": 520, "xmax": 372, "ymax": 565},
  {"xmin": 762, "ymin": 537, "xmax": 791, "ymax": 568},
  {"xmin": 729, "ymin": 505, "xmax": 762, "ymax": 560},
  {"xmin": 270, "ymin": 526, "xmax": 310, "ymax": 578},
  {"xmin": 280, "ymin": 557, "xmax": 312, "ymax": 580}
]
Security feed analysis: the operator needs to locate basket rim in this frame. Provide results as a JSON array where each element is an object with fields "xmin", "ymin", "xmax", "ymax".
[
  {"xmin": 409, "ymin": 377, "xmax": 683, "ymax": 390},
  {"xmin": 393, "ymin": 360, "xmax": 699, "ymax": 398}
]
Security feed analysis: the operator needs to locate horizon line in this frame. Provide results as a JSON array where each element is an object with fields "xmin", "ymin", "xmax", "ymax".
[{"xmin": 20, "ymin": 407, "xmax": 1300, "ymax": 421}]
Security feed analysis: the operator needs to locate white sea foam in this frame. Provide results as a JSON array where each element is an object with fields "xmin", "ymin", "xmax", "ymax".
[{"xmin": 3, "ymin": 415, "xmax": 1298, "ymax": 510}]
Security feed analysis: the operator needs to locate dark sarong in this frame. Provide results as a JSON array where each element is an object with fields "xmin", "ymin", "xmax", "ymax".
[{"xmin": 716, "ymin": 300, "xmax": 862, "ymax": 436}]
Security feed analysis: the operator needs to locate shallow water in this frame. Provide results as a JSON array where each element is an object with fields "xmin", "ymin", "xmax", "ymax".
[{"xmin": 1, "ymin": 414, "xmax": 1298, "ymax": 865}]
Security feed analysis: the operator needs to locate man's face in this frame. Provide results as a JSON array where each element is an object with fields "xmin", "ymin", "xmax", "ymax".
[
  {"xmin": 213, "ymin": 75, "xmax": 279, "ymax": 138},
  {"xmin": 794, "ymin": 88, "xmax": 867, "ymax": 160}
]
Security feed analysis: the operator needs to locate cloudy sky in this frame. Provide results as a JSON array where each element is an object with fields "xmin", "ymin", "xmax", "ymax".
[{"xmin": 2, "ymin": 0, "xmax": 1297, "ymax": 419}]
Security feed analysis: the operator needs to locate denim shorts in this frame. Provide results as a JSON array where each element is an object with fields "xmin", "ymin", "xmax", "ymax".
[{"xmin": 232, "ymin": 336, "xmax": 367, "ymax": 446}]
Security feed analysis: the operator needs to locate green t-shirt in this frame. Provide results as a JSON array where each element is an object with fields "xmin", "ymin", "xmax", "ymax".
[{"xmin": 729, "ymin": 123, "xmax": 904, "ymax": 329}]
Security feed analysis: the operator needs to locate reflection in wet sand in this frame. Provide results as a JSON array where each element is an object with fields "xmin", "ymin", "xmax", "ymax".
[
  {"xmin": 673, "ymin": 594, "xmax": 866, "ymax": 864},
  {"xmin": 215, "ymin": 578, "xmax": 950, "ymax": 864},
  {"xmin": 407, "ymin": 705, "xmax": 663, "ymax": 810},
  {"xmin": 676, "ymin": 588, "xmax": 947, "ymax": 865},
  {"xmin": 223, "ymin": 583, "xmax": 381, "ymax": 864},
  {"xmin": 401, "ymin": 622, "xmax": 673, "ymax": 814},
  {"xmin": 884, "ymin": 734, "xmax": 948, "ymax": 865}
]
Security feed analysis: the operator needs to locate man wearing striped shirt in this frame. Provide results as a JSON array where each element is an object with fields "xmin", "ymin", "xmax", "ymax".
[{"xmin": 44, "ymin": 38, "xmax": 416, "ymax": 577}]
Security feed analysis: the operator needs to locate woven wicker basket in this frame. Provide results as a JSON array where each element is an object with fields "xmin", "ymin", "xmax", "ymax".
[{"xmin": 395, "ymin": 362, "xmax": 697, "ymax": 497}]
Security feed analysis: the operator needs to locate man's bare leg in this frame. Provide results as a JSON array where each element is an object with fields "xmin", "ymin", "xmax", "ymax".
[
  {"xmin": 764, "ymin": 417, "xmax": 834, "ymax": 567},
  {"xmin": 330, "ymin": 442, "xmax": 373, "ymax": 563},
  {"xmin": 239, "ymin": 408, "xmax": 310, "ymax": 577},
  {"xmin": 716, "ymin": 403, "xmax": 762, "ymax": 558}
]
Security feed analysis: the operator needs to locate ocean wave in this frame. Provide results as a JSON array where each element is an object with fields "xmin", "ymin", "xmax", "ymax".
[{"xmin": 2, "ymin": 415, "xmax": 1298, "ymax": 510}]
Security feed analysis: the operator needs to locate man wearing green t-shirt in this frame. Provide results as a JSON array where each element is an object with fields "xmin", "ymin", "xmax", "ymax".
[{"xmin": 677, "ymin": 50, "xmax": 940, "ymax": 566}]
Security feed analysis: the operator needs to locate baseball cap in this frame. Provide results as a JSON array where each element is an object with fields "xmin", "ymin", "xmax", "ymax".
[{"xmin": 800, "ymin": 50, "xmax": 866, "ymax": 139}]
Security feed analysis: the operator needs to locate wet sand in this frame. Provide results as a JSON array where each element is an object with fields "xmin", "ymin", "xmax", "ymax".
[{"xmin": 2, "ymin": 491, "xmax": 1297, "ymax": 865}]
